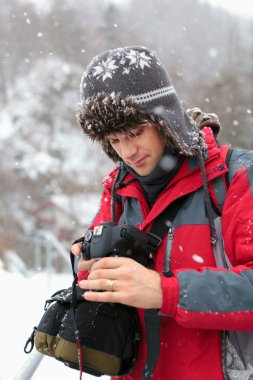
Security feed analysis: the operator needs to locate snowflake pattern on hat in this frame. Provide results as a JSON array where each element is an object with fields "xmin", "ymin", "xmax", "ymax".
[
  {"xmin": 90, "ymin": 49, "xmax": 156, "ymax": 82},
  {"xmin": 126, "ymin": 50, "xmax": 152, "ymax": 70},
  {"xmin": 92, "ymin": 58, "xmax": 119, "ymax": 81}
]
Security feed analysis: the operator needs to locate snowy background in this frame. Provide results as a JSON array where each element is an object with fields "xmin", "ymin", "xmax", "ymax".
[{"xmin": 0, "ymin": 0, "xmax": 252, "ymax": 379}]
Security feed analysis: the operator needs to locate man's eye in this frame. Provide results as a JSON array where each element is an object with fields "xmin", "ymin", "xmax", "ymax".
[
  {"xmin": 128, "ymin": 127, "xmax": 144, "ymax": 138},
  {"xmin": 109, "ymin": 138, "xmax": 119, "ymax": 145}
]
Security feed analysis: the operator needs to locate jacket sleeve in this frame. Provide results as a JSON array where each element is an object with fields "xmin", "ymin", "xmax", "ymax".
[{"xmin": 160, "ymin": 158, "xmax": 253, "ymax": 331}]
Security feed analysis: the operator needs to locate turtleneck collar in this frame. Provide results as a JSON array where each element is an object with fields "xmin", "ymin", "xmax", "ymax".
[{"xmin": 124, "ymin": 147, "xmax": 184, "ymax": 207}]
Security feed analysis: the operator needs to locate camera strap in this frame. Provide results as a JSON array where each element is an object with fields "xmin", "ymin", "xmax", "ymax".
[
  {"xmin": 142, "ymin": 194, "xmax": 189, "ymax": 380},
  {"xmin": 149, "ymin": 194, "xmax": 188, "ymax": 244}
]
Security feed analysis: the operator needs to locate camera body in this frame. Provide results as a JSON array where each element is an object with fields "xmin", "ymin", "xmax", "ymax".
[{"xmin": 82, "ymin": 222, "xmax": 161, "ymax": 267}]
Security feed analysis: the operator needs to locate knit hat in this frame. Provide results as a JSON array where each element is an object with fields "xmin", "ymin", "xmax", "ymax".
[{"xmin": 78, "ymin": 46, "xmax": 205, "ymax": 162}]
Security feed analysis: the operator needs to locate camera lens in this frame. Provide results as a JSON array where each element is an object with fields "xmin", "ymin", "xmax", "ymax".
[{"xmin": 85, "ymin": 230, "xmax": 93, "ymax": 242}]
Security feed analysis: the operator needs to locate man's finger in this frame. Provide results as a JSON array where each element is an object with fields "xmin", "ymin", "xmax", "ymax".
[
  {"xmin": 71, "ymin": 242, "xmax": 83, "ymax": 256},
  {"xmin": 78, "ymin": 258, "xmax": 96, "ymax": 272},
  {"xmin": 83, "ymin": 289, "xmax": 120, "ymax": 304},
  {"xmin": 90, "ymin": 256, "xmax": 136, "ymax": 271},
  {"xmin": 79, "ymin": 278, "xmax": 118, "ymax": 292},
  {"xmin": 87, "ymin": 266, "xmax": 127, "ymax": 281}
]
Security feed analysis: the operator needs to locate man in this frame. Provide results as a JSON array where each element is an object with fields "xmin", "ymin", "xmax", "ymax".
[{"xmin": 72, "ymin": 46, "xmax": 253, "ymax": 380}]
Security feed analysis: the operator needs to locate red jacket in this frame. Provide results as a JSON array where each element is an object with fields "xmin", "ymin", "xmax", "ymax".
[{"xmin": 79, "ymin": 127, "xmax": 253, "ymax": 380}]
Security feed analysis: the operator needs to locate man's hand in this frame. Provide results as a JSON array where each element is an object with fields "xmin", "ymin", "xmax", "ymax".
[{"xmin": 77, "ymin": 256, "xmax": 162, "ymax": 309}]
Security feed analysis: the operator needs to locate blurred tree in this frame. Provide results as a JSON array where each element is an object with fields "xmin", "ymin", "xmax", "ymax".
[
  {"xmin": 0, "ymin": 56, "xmax": 111, "ymax": 264},
  {"xmin": 0, "ymin": 0, "xmax": 252, "ymax": 268}
]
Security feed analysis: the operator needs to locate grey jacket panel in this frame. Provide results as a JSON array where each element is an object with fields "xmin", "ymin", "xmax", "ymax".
[
  {"xmin": 173, "ymin": 188, "xmax": 209, "ymax": 227},
  {"xmin": 248, "ymin": 166, "xmax": 253, "ymax": 196},
  {"xmin": 118, "ymin": 197, "xmax": 143, "ymax": 226},
  {"xmin": 228, "ymin": 149, "xmax": 253, "ymax": 183},
  {"xmin": 178, "ymin": 268, "xmax": 253, "ymax": 313}
]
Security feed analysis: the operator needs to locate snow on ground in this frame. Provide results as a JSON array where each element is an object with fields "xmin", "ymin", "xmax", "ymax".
[{"xmin": 0, "ymin": 265, "xmax": 109, "ymax": 380}]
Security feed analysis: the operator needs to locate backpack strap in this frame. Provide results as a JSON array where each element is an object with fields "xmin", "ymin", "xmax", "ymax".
[
  {"xmin": 224, "ymin": 148, "xmax": 234, "ymax": 187},
  {"xmin": 209, "ymin": 147, "xmax": 233, "ymax": 214},
  {"xmin": 142, "ymin": 195, "xmax": 189, "ymax": 380}
]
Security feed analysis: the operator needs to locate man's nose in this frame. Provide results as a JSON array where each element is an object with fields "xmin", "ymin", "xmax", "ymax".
[{"xmin": 120, "ymin": 140, "xmax": 138, "ymax": 160}]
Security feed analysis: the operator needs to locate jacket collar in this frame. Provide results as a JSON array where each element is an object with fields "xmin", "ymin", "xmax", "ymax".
[{"xmin": 103, "ymin": 127, "xmax": 229, "ymax": 228}]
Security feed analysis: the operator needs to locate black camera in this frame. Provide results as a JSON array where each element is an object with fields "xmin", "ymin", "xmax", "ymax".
[{"xmin": 81, "ymin": 222, "xmax": 161, "ymax": 267}]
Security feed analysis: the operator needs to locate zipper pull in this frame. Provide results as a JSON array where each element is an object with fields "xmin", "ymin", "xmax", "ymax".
[
  {"xmin": 168, "ymin": 225, "xmax": 174, "ymax": 240},
  {"xmin": 24, "ymin": 326, "xmax": 37, "ymax": 353}
]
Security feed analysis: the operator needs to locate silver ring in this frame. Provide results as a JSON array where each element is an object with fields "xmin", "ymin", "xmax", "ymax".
[{"xmin": 106, "ymin": 279, "xmax": 114, "ymax": 292}]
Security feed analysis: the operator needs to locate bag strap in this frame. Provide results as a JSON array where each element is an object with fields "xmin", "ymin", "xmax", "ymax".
[
  {"xmin": 224, "ymin": 148, "xmax": 234, "ymax": 186},
  {"xmin": 142, "ymin": 195, "xmax": 188, "ymax": 380},
  {"xmin": 210, "ymin": 147, "xmax": 233, "ymax": 214},
  {"xmin": 149, "ymin": 194, "xmax": 188, "ymax": 241}
]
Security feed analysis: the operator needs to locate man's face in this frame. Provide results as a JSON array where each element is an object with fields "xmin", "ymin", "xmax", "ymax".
[{"xmin": 107, "ymin": 124, "xmax": 166, "ymax": 176}]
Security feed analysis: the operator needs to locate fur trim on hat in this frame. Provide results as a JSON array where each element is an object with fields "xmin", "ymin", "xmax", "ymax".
[
  {"xmin": 77, "ymin": 93, "xmax": 205, "ymax": 162},
  {"xmin": 186, "ymin": 107, "xmax": 221, "ymax": 136}
]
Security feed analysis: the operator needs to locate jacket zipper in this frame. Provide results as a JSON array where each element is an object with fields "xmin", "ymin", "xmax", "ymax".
[{"xmin": 163, "ymin": 224, "xmax": 174, "ymax": 277}]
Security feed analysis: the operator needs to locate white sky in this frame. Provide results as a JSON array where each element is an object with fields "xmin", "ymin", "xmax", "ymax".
[
  {"xmin": 112, "ymin": 0, "xmax": 253, "ymax": 18},
  {"xmin": 26, "ymin": 0, "xmax": 253, "ymax": 18},
  {"xmin": 109, "ymin": 0, "xmax": 253, "ymax": 18},
  {"xmin": 201, "ymin": 0, "xmax": 253, "ymax": 18}
]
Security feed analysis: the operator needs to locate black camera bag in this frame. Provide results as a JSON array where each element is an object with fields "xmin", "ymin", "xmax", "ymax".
[
  {"xmin": 24, "ymin": 220, "xmax": 161, "ymax": 378},
  {"xmin": 24, "ymin": 267, "xmax": 140, "ymax": 377}
]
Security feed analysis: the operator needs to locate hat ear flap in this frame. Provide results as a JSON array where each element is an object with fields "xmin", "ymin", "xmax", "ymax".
[{"xmin": 101, "ymin": 140, "xmax": 119, "ymax": 162}]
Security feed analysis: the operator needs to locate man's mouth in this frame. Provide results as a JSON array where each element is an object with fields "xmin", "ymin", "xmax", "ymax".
[{"xmin": 132, "ymin": 156, "xmax": 148, "ymax": 167}]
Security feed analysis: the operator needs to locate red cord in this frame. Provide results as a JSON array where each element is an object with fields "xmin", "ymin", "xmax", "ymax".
[{"xmin": 77, "ymin": 340, "xmax": 83, "ymax": 380}]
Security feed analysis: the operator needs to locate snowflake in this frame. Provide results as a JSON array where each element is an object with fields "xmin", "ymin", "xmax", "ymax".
[
  {"xmin": 126, "ymin": 50, "xmax": 152, "ymax": 70},
  {"xmin": 92, "ymin": 59, "xmax": 119, "ymax": 81},
  {"xmin": 123, "ymin": 68, "xmax": 130, "ymax": 75}
]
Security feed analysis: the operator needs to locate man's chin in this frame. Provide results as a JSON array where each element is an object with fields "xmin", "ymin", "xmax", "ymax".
[
  {"xmin": 134, "ymin": 166, "xmax": 153, "ymax": 176},
  {"xmin": 127, "ymin": 159, "xmax": 155, "ymax": 176}
]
